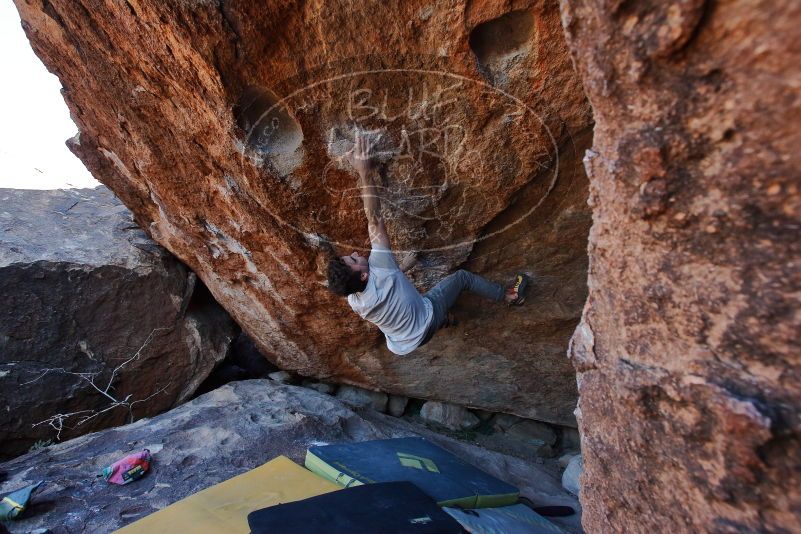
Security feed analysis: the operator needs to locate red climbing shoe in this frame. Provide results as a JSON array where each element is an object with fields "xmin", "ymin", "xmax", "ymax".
[{"xmin": 505, "ymin": 274, "xmax": 529, "ymax": 306}]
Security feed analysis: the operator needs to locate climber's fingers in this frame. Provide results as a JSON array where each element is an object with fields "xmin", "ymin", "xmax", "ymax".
[
  {"xmin": 354, "ymin": 132, "xmax": 368, "ymax": 160},
  {"xmin": 344, "ymin": 135, "xmax": 361, "ymax": 165},
  {"xmin": 352, "ymin": 129, "xmax": 381, "ymax": 161},
  {"xmin": 344, "ymin": 135, "xmax": 359, "ymax": 164},
  {"xmin": 355, "ymin": 134, "xmax": 364, "ymax": 159}
]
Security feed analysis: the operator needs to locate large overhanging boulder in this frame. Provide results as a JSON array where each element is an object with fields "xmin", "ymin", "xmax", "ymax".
[
  {"xmin": 13, "ymin": 0, "xmax": 593, "ymax": 425},
  {"xmin": 0, "ymin": 187, "xmax": 236, "ymax": 459},
  {"xmin": 562, "ymin": 0, "xmax": 801, "ymax": 531}
]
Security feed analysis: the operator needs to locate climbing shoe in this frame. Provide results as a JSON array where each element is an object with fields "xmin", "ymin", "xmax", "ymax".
[{"xmin": 505, "ymin": 274, "xmax": 529, "ymax": 306}]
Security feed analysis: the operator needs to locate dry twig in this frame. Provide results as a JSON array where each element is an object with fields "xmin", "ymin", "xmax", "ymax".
[{"xmin": 26, "ymin": 327, "xmax": 172, "ymax": 440}]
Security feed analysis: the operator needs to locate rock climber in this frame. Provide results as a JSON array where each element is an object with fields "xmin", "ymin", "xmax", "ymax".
[{"xmin": 327, "ymin": 132, "xmax": 529, "ymax": 355}]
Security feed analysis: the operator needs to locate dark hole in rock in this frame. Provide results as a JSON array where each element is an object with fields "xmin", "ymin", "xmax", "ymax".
[
  {"xmin": 193, "ymin": 331, "xmax": 278, "ymax": 397},
  {"xmin": 185, "ymin": 276, "xmax": 216, "ymax": 315},
  {"xmin": 234, "ymin": 86, "xmax": 303, "ymax": 155},
  {"xmin": 469, "ymin": 9, "xmax": 535, "ymax": 75}
]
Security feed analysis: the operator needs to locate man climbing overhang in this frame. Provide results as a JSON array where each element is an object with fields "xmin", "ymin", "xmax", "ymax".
[{"xmin": 327, "ymin": 132, "xmax": 529, "ymax": 356}]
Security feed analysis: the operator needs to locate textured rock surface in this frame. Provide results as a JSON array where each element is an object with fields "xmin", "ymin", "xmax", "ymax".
[
  {"xmin": 562, "ymin": 0, "xmax": 801, "ymax": 531},
  {"xmin": 12, "ymin": 0, "xmax": 592, "ymax": 425},
  {"xmin": 302, "ymin": 379, "xmax": 338, "ymax": 396},
  {"xmin": 193, "ymin": 332, "xmax": 278, "ymax": 397},
  {"xmin": 492, "ymin": 413, "xmax": 556, "ymax": 443},
  {"xmin": 0, "ymin": 187, "xmax": 236, "ymax": 459},
  {"xmin": 387, "ymin": 394, "xmax": 409, "ymax": 417},
  {"xmin": 491, "ymin": 413, "xmax": 557, "ymax": 457},
  {"xmin": 420, "ymin": 400, "xmax": 481, "ymax": 430},
  {"xmin": 336, "ymin": 385, "xmax": 389, "ymax": 413},
  {"xmin": 558, "ymin": 452, "xmax": 579, "ymax": 469},
  {"xmin": 433, "ymin": 412, "xmax": 560, "ymax": 462},
  {"xmin": 0, "ymin": 380, "xmax": 581, "ymax": 534},
  {"xmin": 561, "ymin": 454, "xmax": 582, "ymax": 497},
  {"xmin": 266, "ymin": 370, "xmax": 294, "ymax": 384}
]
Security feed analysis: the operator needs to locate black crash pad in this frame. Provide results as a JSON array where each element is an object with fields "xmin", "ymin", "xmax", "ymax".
[{"xmin": 247, "ymin": 481, "xmax": 464, "ymax": 534}]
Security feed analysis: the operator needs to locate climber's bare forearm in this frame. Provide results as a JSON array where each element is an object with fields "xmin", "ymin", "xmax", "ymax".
[
  {"xmin": 347, "ymin": 132, "xmax": 389, "ymax": 248},
  {"xmin": 358, "ymin": 170, "xmax": 380, "ymax": 219},
  {"xmin": 358, "ymin": 169, "xmax": 390, "ymax": 248}
]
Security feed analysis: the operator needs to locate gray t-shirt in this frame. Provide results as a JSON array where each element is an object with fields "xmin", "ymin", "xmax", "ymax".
[{"xmin": 347, "ymin": 245, "xmax": 434, "ymax": 355}]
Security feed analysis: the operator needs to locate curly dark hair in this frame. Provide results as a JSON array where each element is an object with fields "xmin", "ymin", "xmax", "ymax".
[{"xmin": 327, "ymin": 257, "xmax": 367, "ymax": 296}]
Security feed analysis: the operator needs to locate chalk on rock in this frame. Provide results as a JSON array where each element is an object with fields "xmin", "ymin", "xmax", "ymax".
[
  {"xmin": 420, "ymin": 401, "xmax": 480, "ymax": 431},
  {"xmin": 562, "ymin": 454, "xmax": 583, "ymax": 496},
  {"xmin": 335, "ymin": 385, "xmax": 388, "ymax": 413},
  {"xmin": 387, "ymin": 395, "xmax": 409, "ymax": 417}
]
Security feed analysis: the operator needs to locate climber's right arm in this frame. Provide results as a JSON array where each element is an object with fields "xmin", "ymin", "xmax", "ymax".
[
  {"xmin": 349, "ymin": 133, "xmax": 390, "ymax": 249},
  {"xmin": 357, "ymin": 168, "xmax": 389, "ymax": 248}
]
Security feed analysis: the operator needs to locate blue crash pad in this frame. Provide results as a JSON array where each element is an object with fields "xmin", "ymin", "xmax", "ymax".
[{"xmin": 305, "ymin": 437, "xmax": 519, "ymax": 508}]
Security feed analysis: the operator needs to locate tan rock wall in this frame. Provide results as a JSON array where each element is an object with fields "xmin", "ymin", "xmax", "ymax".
[{"xmin": 562, "ymin": 0, "xmax": 801, "ymax": 530}]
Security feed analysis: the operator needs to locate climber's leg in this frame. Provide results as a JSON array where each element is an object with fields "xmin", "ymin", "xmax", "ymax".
[
  {"xmin": 423, "ymin": 270, "xmax": 504, "ymax": 333},
  {"xmin": 417, "ymin": 270, "xmax": 529, "ymax": 350}
]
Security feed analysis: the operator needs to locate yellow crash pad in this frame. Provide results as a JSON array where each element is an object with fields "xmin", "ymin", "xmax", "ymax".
[{"xmin": 114, "ymin": 455, "xmax": 340, "ymax": 534}]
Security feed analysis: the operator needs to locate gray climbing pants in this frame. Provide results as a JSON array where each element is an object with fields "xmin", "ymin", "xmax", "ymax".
[{"xmin": 419, "ymin": 269, "xmax": 504, "ymax": 347}]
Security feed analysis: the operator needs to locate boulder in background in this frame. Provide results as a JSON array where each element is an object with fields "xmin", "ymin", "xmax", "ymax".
[{"xmin": 0, "ymin": 187, "xmax": 236, "ymax": 459}]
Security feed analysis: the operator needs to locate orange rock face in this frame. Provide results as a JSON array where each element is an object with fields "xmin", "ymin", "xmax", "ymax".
[
  {"xmin": 562, "ymin": 0, "xmax": 801, "ymax": 530},
  {"xmin": 14, "ymin": 0, "xmax": 592, "ymax": 425}
]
